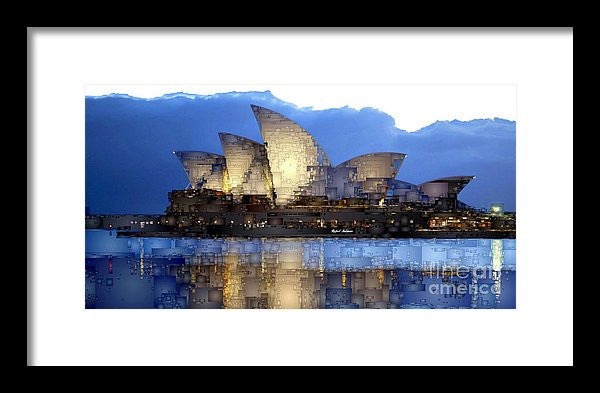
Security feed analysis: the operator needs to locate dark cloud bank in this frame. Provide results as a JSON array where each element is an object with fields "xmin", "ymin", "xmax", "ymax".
[{"xmin": 85, "ymin": 91, "xmax": 516, "ymax": 214}]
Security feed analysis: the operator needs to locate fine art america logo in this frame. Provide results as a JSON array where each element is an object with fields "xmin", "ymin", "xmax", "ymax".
[{"xmin": 422, "ymin": 265, "xmax": 503, "ymax": 295}]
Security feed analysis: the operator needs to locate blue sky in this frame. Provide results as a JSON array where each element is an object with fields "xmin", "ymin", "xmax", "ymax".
[{"xmin": 85, "ymin": 91, "xmax": 516, "ymax": 213}]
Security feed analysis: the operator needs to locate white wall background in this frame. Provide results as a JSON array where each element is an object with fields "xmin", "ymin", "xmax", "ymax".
[{"xmin": 29, "ymin": 28, "xmax": 573, "ymax": 366}]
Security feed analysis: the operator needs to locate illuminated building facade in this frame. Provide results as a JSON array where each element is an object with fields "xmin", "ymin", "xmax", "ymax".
[
  {"xmin": 174, "ymin": 151, "xmax": 228, "ymax": 191},
  {"xmin": 333, "ymin": 152, "xmax": 406, "ymax": 199},
  {"xmin": 251, "ymin": 104, "xmax": 332, "ymax": 205},
  {"xmin": 173, "ymin": 105, "xmax": 475, "ymax": 207},
  {"xmin": 218, "ymin": 133, "xmax": 273, "ymax": 200}
]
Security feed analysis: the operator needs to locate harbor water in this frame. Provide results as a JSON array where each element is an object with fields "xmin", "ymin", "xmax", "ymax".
[{"xmin": 86, "ymin": 230, "xmax": 516, "ymax": 309}]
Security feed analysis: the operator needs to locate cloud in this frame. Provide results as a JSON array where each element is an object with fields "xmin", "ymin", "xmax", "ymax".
[{"xmin": 85, "ymin": 85, "xmax": 517, "ymax": 132}]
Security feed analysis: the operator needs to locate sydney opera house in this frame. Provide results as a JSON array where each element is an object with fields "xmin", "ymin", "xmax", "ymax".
[
  {"xmin": 175, "ymin": 105, "xmax": 474, "ymax": 208},
  {"xmin": 86, "ymin": 104, "xmax": 515, "ymax": 238}
]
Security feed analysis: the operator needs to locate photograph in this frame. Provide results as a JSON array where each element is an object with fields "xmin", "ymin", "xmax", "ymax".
[{"xmin": 84, "ymin": 85, "xmax": 516, "ymax": 310}]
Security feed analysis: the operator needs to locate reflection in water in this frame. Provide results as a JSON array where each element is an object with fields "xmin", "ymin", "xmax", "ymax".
[
  {"xmin": 491, "ymin": 239, "xmax": 503, "ymax": 303},
  {"xmin": 85, "ymin": 230, "xmax": 516, "ymax": 309}
]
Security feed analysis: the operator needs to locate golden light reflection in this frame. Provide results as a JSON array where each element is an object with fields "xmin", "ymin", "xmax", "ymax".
[{"xmin": 491, "ymin": 239, "xmax": 503, "ymax": 300}]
